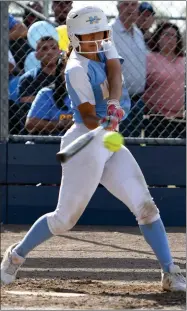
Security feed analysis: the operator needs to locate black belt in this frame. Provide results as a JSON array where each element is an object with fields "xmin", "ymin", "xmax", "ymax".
[{"xmin": 130, "ymin": 93, "xmax": 143, "ymax": 102}]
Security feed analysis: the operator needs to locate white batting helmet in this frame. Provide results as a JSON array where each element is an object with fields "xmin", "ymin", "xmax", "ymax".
[{"xmin": 66, "ymin": 6, "xmax": 113, "ymax": 53}]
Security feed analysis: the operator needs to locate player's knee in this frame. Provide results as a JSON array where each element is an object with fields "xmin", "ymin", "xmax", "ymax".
[
  {"xmin": 136, "ymin": 200, "xmax": 160, "ymax": 225},
  {"xmin": 47, "ymin": 211, "xmax": 77, "ymax": 235}
]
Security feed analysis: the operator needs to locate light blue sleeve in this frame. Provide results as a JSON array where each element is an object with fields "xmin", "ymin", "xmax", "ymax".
[
  {"xmin": 65, "ymin": 65, "xmax": 95, "ymax": 107},
  {"xmin": 27, "ymin": 89, "xmax": 54, "ymax": 119}
]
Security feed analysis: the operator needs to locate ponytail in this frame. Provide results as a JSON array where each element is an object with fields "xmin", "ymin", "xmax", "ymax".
[
  {"xmin": 52, "ymin": 53, "xmax": 69, "ymax": 110},
  {"xmin": 65, "ymin": 44, "xmax": 73, "ymax": 63}
]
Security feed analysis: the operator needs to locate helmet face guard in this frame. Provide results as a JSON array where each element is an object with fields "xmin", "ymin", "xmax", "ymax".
[
  {"xmin": 66, "ymin": 6, "xmax": 114, "ymax": 54},
  {"xmin": 68, "ymin": 31, "xmax": 113, "ymax": 54}
]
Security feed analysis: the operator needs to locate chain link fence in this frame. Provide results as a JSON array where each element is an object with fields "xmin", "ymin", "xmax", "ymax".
[
  {"xmin": 0, "ymin": 2, "xmax": 9, "ymax": 142},
  {"xmin": 1, "ymin": 1, "xmax": 186, "ymax": 144}
]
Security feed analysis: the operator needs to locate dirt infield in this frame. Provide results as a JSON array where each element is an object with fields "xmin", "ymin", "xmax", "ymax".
[{"xmin": 1, "ymin": 225, "xmax": 186, "ymax": 310}]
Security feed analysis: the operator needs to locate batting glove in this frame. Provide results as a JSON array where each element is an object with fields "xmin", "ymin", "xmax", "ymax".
[
  {"xmin": 100, "ymin": 115, "xmax": 119, "ymax": 131},
  {"xmin": 107, "ymin": 100, "xmax": 125, "ymax": 121}
]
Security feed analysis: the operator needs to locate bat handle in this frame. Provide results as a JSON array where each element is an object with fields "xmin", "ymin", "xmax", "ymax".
[{"xmin": 92, "ymin": 121, "xmax": 108, "ymax": 135}]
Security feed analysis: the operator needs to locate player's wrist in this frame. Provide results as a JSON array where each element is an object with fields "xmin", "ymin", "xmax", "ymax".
[
  {"xmin": 107, "ymin": 101, "xmax": 125, "ymax": 121},
  {"xmin": 100, "ymin": 115, "xmax": 118, "ymax": 131},
  {"xmin": 107, "ymin": 99, "xmax": 120, "ymax": 107}
]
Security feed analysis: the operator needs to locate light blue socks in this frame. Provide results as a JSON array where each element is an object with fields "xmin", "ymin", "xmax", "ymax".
[
  {"xmin": 13, "ymin": 214, "xmax": 173, "ymax": 273},
  {"xmin": 13, "ymin": 215, "xmax": 53, "ymax": 258},
  {"xmin": 139, "ymin": 218, "xmax": 173, "ymax": 272}
]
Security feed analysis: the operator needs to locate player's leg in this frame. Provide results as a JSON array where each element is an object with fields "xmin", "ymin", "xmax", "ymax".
[
  {"xmin": 1, "ymin": 125, "xmax": 108, "ymax": 284},
  {"xmin": 101, "ymin": 146, "xmax": 185, "ymax": 292}
]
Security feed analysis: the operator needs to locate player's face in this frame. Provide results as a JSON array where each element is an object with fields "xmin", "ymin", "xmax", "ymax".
[{"xmin": 79, "ymin": 31, "xmax": 105, "ymax": 53}]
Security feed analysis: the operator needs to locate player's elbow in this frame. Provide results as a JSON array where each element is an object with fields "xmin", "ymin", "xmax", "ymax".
[{"xmin": 78, "ymin": 103, "xmax": 99, "ymax": 130}]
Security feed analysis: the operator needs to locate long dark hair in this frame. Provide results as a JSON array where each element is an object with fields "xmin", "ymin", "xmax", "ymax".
[
  {"xmin": 65, "ymin": 44, "xmax": 73, "ymax": 63},
  {"xmin": 51, "ymin": 53, "xmax": 69, "ymax": 110},
  {"xmin": 151, "ymin": 22, "xmax": 184, "ymax": 56}
]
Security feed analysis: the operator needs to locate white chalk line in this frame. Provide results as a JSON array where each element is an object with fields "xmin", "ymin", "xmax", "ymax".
[{"xmin": 5, "ymin": 290, "xmax": 87, "ymax": 298}]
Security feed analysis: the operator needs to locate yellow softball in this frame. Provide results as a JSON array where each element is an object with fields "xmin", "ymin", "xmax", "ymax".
[{"xmin": 103, "ymin": 132, "xmax": 124, "ymax": 152}]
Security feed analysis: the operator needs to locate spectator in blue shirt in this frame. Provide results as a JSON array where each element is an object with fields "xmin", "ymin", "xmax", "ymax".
[
  {"xmin": 8, "ymin": 14, "xmax": 28, "ymax": 134},
  {"xmin": 25, "ymin": 55, "xmax": 73, "ymax": 135},
  {"xmin": 17, "ymin": 36, "xmax": 61, "ymax": 133},
  {"xmin": 18, "ymin": 36, "xmax": 60, "ymax": 104}
]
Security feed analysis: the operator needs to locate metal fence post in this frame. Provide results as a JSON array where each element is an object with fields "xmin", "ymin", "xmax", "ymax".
[
  {"xmin": 43, "ymin": 0, "xmax": 50, "ymax": 18},
  {"xmin": 0, "ymin": 1, "xmax": 9, "ymax": 142}
]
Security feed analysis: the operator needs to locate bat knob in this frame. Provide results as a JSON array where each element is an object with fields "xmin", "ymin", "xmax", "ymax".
[{"xmin": 56, "ymin": 151, "xmax": 67, "ymax": 163}]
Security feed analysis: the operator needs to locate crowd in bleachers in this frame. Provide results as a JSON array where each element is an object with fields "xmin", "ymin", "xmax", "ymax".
[{"xmin": 8, "ymin": 1, "xmax": 186, "ymax": 138}]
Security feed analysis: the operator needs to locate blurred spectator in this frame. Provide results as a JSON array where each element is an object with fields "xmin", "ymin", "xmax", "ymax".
[
  {"xmin": 17, "ymin": 36, "xmax": 60, "ymax": 133},
  {"xmin": 112, "ymin": 0, "xmax": 147, "ymax": 137},
  {"xmin": 8, "ymin": 50, "xmax": 22, "ymax": 134},
  {"xmin": 143, "ymin": 22, "xmax": 186, "ymax": 138},
  {"xmin": 9, "ymin": 13, "xmax": 28, "ymax": 40},
  {"xmin": 182, "ymin": 30, "xmax": 186, "ymax": 49},
  {"xmin": 51, "ymin": 1, "xmax": 72, "ymax": 52},
  {"xmin": 8, "ymin": 50, "xmax": 20, "ymax": 102},
  {"xmin": 8, "ymin": 50, "xmax": 16, "ymax": 75},
  {"xmin": 136, "ymin": 2, "xmax": 156, "ymax": 50},
  {"xmin": 9, "ymin": 13, "xmax": 31, "ymax": 71},
  {"xmin": 52, "ymin": 0, "xmax": 73, "ymax": 25},
  {"xmin": 25, "ymin": 55, "xmax": 73, "ymax": 135},
  {"xmin": 23, "ymin": 1, "xmax": 43, "ymax": 28},
  {"xmin": 25, "ymin": 20, "xmax": 59, "ymax": 71}
]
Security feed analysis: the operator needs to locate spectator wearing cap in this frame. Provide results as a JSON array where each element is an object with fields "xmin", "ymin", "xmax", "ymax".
[
  {"xmin": 25, "ymin": 56, "xmax": 73, "ymax": 135},
  {"xmin": 23, "ymin": 2, "xmax": 43, "ymax": 28},
  {"xmin": 136, "ymin": 2, "xmax": 156, "ymax": 50},
  {"xmin": 24, "ymin": 20, "xmax": 59, "ymax": 72},
  {"xmin": 17, "ymin": 36, "xmax": 61, "ymax": 133},
  {"xmin": 111, "ymin": 1, "xmax": 146, "ymax": 137}
]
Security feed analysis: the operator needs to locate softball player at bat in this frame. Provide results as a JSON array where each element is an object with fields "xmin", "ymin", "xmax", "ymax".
[{"xmin": 1, "ymin": 6, "xmax": 185, "ymax": 292}]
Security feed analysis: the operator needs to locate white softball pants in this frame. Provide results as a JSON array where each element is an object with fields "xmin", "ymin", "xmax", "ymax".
[{"xmin": 47, "ymin": 124, "xmax": 160, "ymax": 235}]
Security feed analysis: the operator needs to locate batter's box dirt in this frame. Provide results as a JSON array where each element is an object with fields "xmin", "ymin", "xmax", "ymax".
[
  {"xmin": 1, "ymin": 279, "xmax": 186, "ymax": 310},
  {"xmin": 1, "ymin": 225, "xmax": 186, "ymax": 310}
]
